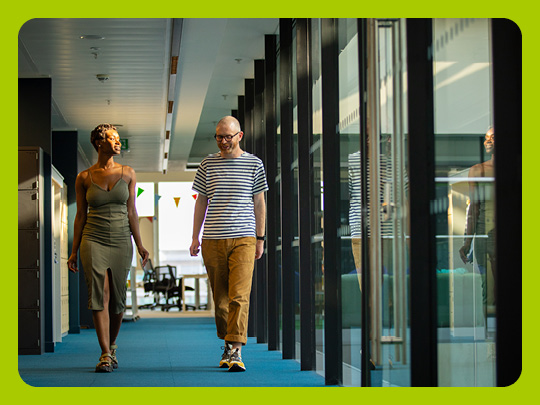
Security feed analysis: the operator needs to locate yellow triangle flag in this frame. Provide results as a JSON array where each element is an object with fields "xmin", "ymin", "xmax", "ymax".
[{"xmin": 173, "ymin": 197, "xmax": 181, "ymax": 207}]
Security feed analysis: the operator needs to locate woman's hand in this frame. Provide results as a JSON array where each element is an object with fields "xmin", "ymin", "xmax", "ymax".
[
  {"xmin": 138, "ymin": 245, "xmax": 149, "ymax": 268},
  {"xmin": 67, "ymin": 252, "xmax": 79, "ymax": 273}
]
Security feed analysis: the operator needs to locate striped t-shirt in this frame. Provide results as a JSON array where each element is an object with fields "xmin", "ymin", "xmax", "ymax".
[{"xmin": 192, "ymin": 152, "xmax": 268, "ymax": 239}]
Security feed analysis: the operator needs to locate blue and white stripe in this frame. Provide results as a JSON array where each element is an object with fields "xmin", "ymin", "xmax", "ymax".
[{"xmin": 193, "ymin": 152, "xmax": 268, "ymax": 239}]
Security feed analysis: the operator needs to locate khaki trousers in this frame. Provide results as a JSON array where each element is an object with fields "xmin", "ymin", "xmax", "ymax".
[
  {"xmin": 201, "ymin": 237, "xmax": 256, "ymax": 344},
  {"xmin": 351, "ymin": 238, "xmax": 362, "ymax": 290}
]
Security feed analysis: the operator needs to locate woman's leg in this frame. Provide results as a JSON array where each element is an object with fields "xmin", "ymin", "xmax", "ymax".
[{"xmin": 92, "ymin": 269, "xmax": 112, "ymax": 355}]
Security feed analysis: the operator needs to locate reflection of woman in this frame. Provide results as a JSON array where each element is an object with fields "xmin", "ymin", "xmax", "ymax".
[
  {"xmin": 67, "ymin": 124, "xmax": 149, "ymax": 373},
  {"xmin": 459, "ymin": 127, "xmax": 495, "ymax": 307}
]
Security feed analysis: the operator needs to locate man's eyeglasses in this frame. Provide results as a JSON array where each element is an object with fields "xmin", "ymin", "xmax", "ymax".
[{"xmin": 214, "ymin": 132, "xmax": 240, "ymax": 142}]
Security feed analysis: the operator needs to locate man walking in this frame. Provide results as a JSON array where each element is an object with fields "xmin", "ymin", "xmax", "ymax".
[{"xmin": 190, "ymin": 116, "xmax": 267, "ymax": 372}]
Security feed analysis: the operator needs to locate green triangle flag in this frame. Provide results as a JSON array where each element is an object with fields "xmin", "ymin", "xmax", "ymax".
[{"xmin": 137, "ymin": 187, "xmax": 144, "ymax": 197}]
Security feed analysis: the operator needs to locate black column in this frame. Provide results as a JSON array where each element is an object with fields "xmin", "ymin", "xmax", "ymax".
[
  {"xmin": 321, "ymin": 18, "xmax": 342, "ymax": 385},
  {"xmin": 279, "ymin": 18, "xmax": 296, "ymax": 360},
  {"xmin": 296, "ymin": 18, "xmax": 316, "ymax": 371},
  {"xmin": 264, "ymin": 34, "xmax": 280, "ymax": 351},
  {"xmin": 52, "ymin": 131, "xmax": 81, "ymax": 335},
  {"xmin": 357, "ymin": 18, "xmax": 373, "ymax": 387},
  {"xmin": 243, "ymin": 78, "xmax": 257, "ymax": 337},
  {"xmin": 244, "ymin": 79, "xmax": 255, "ymax": 154},
  {"xmin": 406, "ymin": 18, "xmax": 438, "ymax": 387},
  {"xmin": 491, "ymin": 18, "xmax": 522, "ymax": 387},
  {"xmin": 254, "ymin": 59, "xmax": 267, "ymax": 343}
]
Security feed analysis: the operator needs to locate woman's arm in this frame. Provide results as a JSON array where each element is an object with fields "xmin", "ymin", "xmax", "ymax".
[
  {"xmin": 67, "ymin": 171, "xmax": 89, "ymax": 273},
  {"xmin": 125, "ymin": 166, "xmax": 149, "ymax": 267}
]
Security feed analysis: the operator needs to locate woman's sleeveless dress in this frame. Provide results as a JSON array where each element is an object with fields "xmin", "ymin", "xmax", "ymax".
[{"xmin": 80, "ymin": 167, "xmax": 133, "ymax": 313}]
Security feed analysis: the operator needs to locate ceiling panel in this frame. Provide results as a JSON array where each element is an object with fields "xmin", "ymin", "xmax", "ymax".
[
  {"xmin": 18, "ymin": 18, "xmax": 279, "ymax": 174},
  {"xmin": 19, "ymin": 18, "xmax": 171, "ymax": 171}
]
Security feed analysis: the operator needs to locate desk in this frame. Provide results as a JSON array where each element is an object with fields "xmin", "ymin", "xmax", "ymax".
[{"xmin": 181, "ymin": 274, "xmax": 212, "ymax": 312}]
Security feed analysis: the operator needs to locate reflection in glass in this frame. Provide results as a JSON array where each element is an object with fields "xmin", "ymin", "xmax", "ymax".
[
  {"xmin": 433, "ymin": 18, "xmax": 496, "ymax": 387},
  {"xmin": 337, "ymin": 18, "xmax": 363, "ymax": 387},
  {"xmin": 364, "ymin": 18, "xmax": 410, "ymax": 387}
]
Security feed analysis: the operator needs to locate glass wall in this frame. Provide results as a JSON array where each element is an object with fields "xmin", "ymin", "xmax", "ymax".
[
  {"xmin": 364, "ymin": 18, "xmax": 411, "ymax": 387},
  {"xmin": 269, "ymin": 18, "xmax": 506, "ymax": 386},
  {"xmin": 432, "ymin": 18, "xmax": 496, "ymax": 387},
  {"xmin": 336, "ymin": 18, "xmax": 362, "ymax": 386}
]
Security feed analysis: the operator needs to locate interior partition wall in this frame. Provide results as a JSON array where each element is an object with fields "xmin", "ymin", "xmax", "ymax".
[{"xmin": 265, "ymin": 18, "xmax": 519, "ymax": 387}]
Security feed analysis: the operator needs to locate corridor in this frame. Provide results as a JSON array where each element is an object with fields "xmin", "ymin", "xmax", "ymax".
[{"xmin": 18, "ymin": 317, "xmax": 328, "ymax": 387}]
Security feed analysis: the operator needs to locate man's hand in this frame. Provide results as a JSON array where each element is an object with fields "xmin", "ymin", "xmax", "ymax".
[
  {"xmin": 255, "ymin": 240, "xmax": 264, "ymax": 260},
  {"xmin": 459, "ymin": 242, "xmax": 471, "ymax": 264},
  {"xmin": 190, "ymin": 239, "xmax": 201, "ymax": 257}
]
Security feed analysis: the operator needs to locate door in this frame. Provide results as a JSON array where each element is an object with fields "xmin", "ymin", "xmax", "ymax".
[{"xmin": 365, "ymin": 18, "xmax": 411, "ymax": 387}]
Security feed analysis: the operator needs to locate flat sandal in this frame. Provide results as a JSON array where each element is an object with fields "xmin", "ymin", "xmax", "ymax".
[
  {"xmin": 95, "ymin": 353, "xmax": 113, "ymax": 373},
  {"xmin": 110, "ymin": 344, "xmax": 118, "ymax": 369}
]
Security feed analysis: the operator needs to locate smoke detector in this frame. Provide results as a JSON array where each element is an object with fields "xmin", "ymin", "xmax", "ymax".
[{"xmin": 96, "ymin": 74, "xmax": 109, "ymax": 83}]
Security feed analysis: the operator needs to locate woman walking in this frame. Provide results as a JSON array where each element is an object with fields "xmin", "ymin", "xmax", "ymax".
[{"xmin": 67, "ymin": 123, "xmax": 149, "ymax": 372}]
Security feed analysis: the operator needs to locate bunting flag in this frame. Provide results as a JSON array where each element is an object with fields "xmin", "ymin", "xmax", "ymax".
[
  {"xmin": 192, "ymin": 194, "xmax": 197, "ymax": 200},
  {"xmin": 137, "ymin": 187, "xmax": 144, "ymax": 197},
  {"xmin": 147, "ymin": 217, "xmax": 153, "ymax": 223},
  {"xmin": 174, "ymin": 197, "xmax": 181, "ymax": 207},
  {"xmin": 155, "ymin": 194, "xmax": 162, "ymax": 205}
]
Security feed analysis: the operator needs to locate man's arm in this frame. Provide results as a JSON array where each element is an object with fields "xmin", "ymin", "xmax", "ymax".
[
  {"xmin": 254, "ymin": 192, "xmax": 266, "ymax": 260},
  {"xmin": 190, "ymin": 194, "xmax": 208, "ymax": 256}
]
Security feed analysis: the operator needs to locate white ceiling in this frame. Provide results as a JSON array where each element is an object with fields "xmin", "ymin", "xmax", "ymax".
[{"xmin": 18, "ymin": 18, "xmax": 279, "ymax": 173}]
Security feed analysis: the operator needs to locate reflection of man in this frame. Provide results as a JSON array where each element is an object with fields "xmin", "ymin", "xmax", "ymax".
[
  {"xmin": 190, "ymin": 116, "xmax": 268, "ymax": 372},
  {"xmin": 348, "ymin": 150, "xmax": 363, "ymax": 288},
  {"xmin": 459, "ymin": 127, "xmax": 496, "ymax": 308}
]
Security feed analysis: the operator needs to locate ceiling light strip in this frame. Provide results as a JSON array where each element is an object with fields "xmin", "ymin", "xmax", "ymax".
[{"xmin": 162, "ymin": 18, "xmax": 183, "ymax": 173}]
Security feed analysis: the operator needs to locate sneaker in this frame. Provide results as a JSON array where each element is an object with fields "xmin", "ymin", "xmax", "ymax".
[
  {"xmin": 219, "ymin": 343, "xmax": 232, "ymax": 368},
  {"xmin": 228, "ymin": 348, "xmax": 246, "ymax": 372}
]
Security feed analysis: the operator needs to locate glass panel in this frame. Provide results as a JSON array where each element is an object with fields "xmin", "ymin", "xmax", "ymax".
[
  {"xmin": 366, "ymin": 18, "xmax": 411, "ymax": 387},
  {"xmin": 433, "ymin": 18, "xmax": 496, "ymax": 387},
  {"xmin": 336, "ymin": 18, "xmax": 362, "ymax": 387},
  {"xmin": 310, "ymin": 18, "xmax": 325, "ymax": 377}
]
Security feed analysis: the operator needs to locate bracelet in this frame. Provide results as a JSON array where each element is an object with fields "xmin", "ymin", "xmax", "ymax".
[{"xmin": 256, "ymin": 235, "xmax": 266, "ymax": 241}]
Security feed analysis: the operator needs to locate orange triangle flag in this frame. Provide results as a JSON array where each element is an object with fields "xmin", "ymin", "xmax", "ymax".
[{"xmin": 174, "ymin": 197, "xmax": 181, "ymax": 207}]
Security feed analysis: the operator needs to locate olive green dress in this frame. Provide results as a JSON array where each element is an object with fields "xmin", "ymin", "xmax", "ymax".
[{"xmin": 80, "ymin": 167, "xmax": 133, "ymax": 313}]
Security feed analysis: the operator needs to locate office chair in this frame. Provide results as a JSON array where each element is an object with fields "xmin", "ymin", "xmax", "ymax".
[
  {"xmin": 139, "ymin": 258, "xmax": 158, "ymax": 309},
  {"xmin": 156, "ymin": 264, "xmax": 196, "ymax": 312},
  {"xmin": 139, "ymin": 259, "xmax": 179, "ymax": 310}
]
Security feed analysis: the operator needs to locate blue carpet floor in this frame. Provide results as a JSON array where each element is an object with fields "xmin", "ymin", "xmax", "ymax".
[{"xmin": 18, "ymin": 317, "xmax": 328, "ymax": 387}]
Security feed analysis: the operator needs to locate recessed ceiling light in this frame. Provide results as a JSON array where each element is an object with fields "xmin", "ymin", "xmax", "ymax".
[{"xmin": 80, "ymin": 35, "xmax": 105, "ymax": 40}]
